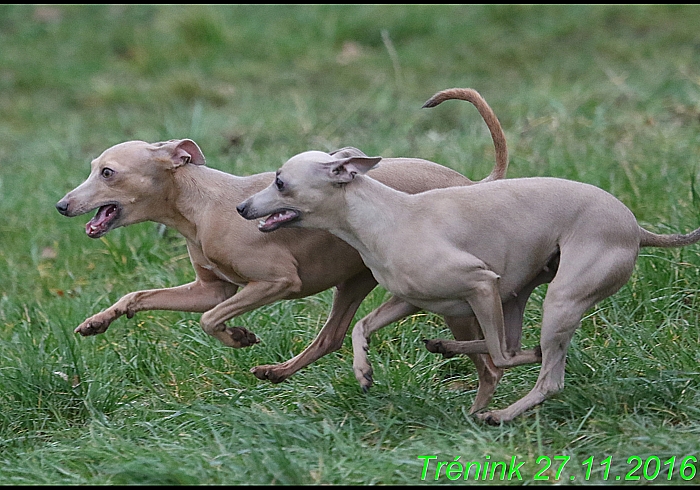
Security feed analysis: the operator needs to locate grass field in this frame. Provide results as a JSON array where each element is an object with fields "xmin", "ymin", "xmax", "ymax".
[{"xmin": 1, "ymin": 4, "xmax": 700, "ymax": 485}]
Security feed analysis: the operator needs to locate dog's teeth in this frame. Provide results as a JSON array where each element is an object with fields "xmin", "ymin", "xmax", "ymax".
[{"xmin": 259, "ymin": 220, "xmax": 266, "ymax": 226}]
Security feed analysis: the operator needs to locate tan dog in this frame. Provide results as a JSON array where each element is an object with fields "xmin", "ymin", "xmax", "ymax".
[
  {"xmin": 237, "ymin": 91, "xmax": 700, "ymax": 423},
  {"xmin": 56, "ymin": 88, "xmax": 512, "ymax": 413}
]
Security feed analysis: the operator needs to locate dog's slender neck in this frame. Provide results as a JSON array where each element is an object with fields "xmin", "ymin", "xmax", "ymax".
[
  {"xmin": 325, "ymin": 175, "xmax": 411, "ymax": 266},
  {"xmin": 160, "ymin": 164, "xmax": 261, "ymax": 243}
]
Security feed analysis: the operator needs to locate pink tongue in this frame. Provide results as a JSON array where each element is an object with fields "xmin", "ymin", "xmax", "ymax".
[
  {"xmin": 261, "ymin": 210, "xmax": 296, "ymax": 230},
  {"xmin": 86, "ymin": 205, "xmax": 117, "ymax": 237}
]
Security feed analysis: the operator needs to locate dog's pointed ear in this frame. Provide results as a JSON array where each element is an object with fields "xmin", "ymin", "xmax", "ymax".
[
  {"xmin": 162, "ymin": 139, "xmax": 206, "ymax": 168},
  {"xmin": 326, "ymin": 156, "xmax": 381, "ymax": 184}
]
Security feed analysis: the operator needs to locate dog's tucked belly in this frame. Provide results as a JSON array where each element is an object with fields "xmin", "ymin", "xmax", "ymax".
[{"xmin": 395, "ymin": 295, "xmax": 475, "ymax": 317}]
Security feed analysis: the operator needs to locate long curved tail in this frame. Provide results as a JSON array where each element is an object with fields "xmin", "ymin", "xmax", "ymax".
[
  {"xmin": 422, "ymin": 88, "xmax": 508, "ymax": 182},
  {"xmin": 639, "ymin": 226, "xmax": 700, "ymax": 248}
]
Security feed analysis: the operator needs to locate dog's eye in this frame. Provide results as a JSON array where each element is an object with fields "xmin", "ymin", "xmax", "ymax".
[
  {"xmin": 275, "ymin": 177, "xmax": 284, "ymax": 191},
  {"xmin": 101, "ymin": 167, "xmax": 115, "ymax": 179}
]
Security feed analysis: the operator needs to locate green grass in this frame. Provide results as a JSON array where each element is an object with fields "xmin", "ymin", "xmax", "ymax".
[{"xmin": 2, "ymin": 4, "xmax": 700, "ymax": 485}]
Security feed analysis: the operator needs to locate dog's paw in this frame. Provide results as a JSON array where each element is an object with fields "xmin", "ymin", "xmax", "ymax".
[
  {"xmin": 361, "ymin": 373, "xmax": 373, "ymax": 393},
  {"xmin": 423, "ymin": 338, "xmax": 457, "ymax": 358},
  {"xmin": 250, "ymin": 364, "xmax": 288, "ymax": 383},
  {"xmin": 74, "ymin": 315, "xmax": 112, "ymax": 336},
  {"xmin": 475, "ymin": 410, "xmax": 505, "ymax": 426},
  {"xmin": 225, "ymin": 326, "xmax": 260, "ymax": 348},
  {"xmin": 354, "ymin": 364, "xmax": 374, "ymax": 392}
]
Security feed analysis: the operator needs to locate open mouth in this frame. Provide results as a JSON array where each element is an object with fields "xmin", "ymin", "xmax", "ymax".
[
  {"xmin": 258, "ymin": 209, "xmax": 300, "ymax": 232},
  {"xmin": 86, "ymin": 204, "xmax": 121, "ymax": 238}
]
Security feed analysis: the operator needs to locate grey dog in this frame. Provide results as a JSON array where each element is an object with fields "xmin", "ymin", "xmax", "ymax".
[{"xmin": 237, "ymin": 89, "xmax": 700, "ymax": 423}]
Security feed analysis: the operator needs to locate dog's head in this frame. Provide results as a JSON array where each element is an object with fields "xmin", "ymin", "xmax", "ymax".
[
  {"xmin": 236, "ymin": 150, "xmax": 381, "ymax": 232},
  {"xmin": 55, "ymin": 139, "xmax": 205, "ymax": 238}
]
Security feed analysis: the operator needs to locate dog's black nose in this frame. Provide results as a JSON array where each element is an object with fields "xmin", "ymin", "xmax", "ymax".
[
  {"xmin": 56, "ymin": 201, "xmax": 69, "ymax": 216},
  {"xmin": 236, "ymin": 202, "xmax": 248, "ymax": 218}
]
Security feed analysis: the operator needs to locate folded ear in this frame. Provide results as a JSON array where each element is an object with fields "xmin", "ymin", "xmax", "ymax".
[
  {"xmin": 325, "ymin": 156, "xmax": 381, "ymax": 184},
  {"xmin": 158, "ymin": 139, "xmax": 206, "ymax": 167},
  {"xmin": 328, "ymin": 146, "xmax": 368, "ymax": 158}
]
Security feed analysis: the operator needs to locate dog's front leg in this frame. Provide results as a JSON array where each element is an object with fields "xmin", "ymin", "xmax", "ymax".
[
  {"xmin": 428, "ymin": 268, "xmax": 535, "ymax": 369},
  {"xmin": 251, "ymin": 269, "xmax": 378, "ymax": 383},
  {"xmin": 443, "ymin": 315, "xmax": 503, "ymax": 414},
  {"xmin": 74, "ymin": 279, "xmax": 238, "ymax": 337},
  {"xmin": 199, "ymin": 278, "xmax": 301, "ymax": 348},
  {"xmin": 425, "ymin": 260, "xmax": 556, "ymax": 365},
  {"xmin": 424, "ymin": 296, "xmax": 544, "ymax": 364},
  {"xmin": 351, "ymin": 295, "xmax": 421, "ymax": 391}
]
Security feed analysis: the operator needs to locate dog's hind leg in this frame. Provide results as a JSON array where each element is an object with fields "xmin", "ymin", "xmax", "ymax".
[
  {"xmin": 250, "ymin": 269, "xmax": 378, "ymax": 383},
  {"xmin": 477, "ymin": 246, "xmax": 636, "ymax": 424},
  {"xmin": 477, "ymin": 291, "xmax": 588, "ymax": 425}
]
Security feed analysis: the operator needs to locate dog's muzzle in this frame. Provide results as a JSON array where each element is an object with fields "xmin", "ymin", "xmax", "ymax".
[
  {"xmin": 237, "ymin": 201, "xmax": 299, "ymax": 232},
  {"xmin": 55, "ymin": 200, "xmax": 70, "ymax": 216},
  {"xmin": 236, "ymin": 201, "xmax": 252, "ymax": 219}
]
